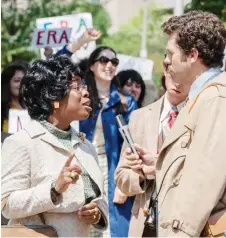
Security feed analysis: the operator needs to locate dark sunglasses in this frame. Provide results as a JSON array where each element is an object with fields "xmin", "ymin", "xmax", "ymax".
[{"xmin": 94, "ymin": 56, "xmax": 119, "ymax": 67}]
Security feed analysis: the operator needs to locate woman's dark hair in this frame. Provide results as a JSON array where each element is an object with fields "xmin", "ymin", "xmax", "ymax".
[
  {"xmin": 78, "ymin": 58, "xmax": 89, "ymax": 78},
  {"xmin": 19, "ymin": 55, "xmax": 82, "ymax": 121},
  {"xmin": 85, "ymin": 46, "xmax": 125, "ymax": 116},
  {"xmin": 116, "ymin": 69, "xmax": 146, "ymax": 107},
  {"xmin": 1, "ymin": 61, "xmax": 28, "ymax": 130}
]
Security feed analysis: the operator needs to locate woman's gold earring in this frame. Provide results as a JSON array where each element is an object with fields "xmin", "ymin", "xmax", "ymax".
[{"xmin": 53, "ymin": 101, "xmax": 59, "ymax": 109}]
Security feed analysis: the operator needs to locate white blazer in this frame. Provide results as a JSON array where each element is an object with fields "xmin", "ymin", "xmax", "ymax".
[{"xmin": 1, "ymin": 120, "xmax": 108, "ymax": 237}]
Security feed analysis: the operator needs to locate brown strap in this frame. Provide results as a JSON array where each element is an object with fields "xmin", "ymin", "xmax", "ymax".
[
  {"xmin": 188, "ymin": 82, "xmax": 225, "ymax": 143},
  {"xmin": 188, "ymin": 81, "xmax": 226, "ymax": 206},
  {"xmin": 189, "ymin": 82, "xmax": 225, "ymax": 113}
]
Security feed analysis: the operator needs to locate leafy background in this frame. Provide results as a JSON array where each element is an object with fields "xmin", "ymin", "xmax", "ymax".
[{"xmin": 2, "ymin": 0, "xmax": 226, "ymax": 88}]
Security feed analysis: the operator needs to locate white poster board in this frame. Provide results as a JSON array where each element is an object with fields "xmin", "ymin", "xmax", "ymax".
[
  {"xmin": 31, "ymin": 28, "xmax": 72, "ymax": 49},
  {"xmin": 36, "ymin": 13, "xmax": 95, "ymax": 61},
  {"xmin": 116, "ymin": 54, "xmax": 154, "ymax": 81},
  {"xmin": 8, "ymin": 109, "xmax": 31, "ymax": 134}
]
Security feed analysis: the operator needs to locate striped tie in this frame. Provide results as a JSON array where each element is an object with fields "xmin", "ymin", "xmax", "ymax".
[{"xmin": 168, "ymin": 108, "xmax": 178, "ymax": 129}]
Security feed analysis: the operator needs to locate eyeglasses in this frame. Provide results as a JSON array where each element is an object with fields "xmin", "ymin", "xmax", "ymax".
[
  {"xmin": 94, "ymin": 56, "xmax": 119, "ymax": 67},
  {"xmin": 69, "ymin": 83, "xmax": 87, "ymax": 94}
]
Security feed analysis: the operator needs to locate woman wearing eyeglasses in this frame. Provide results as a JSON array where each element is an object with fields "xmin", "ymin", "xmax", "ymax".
[
  {"xmin": 79, "ymin": 46, "xmax": 138, "ymax": 237},
  {"xmin": 1, "ymin": 55, "xmax": 108, "ymax": 237}
]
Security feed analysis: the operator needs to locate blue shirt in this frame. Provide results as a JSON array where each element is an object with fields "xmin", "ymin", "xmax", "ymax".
[
  {"xmin": 189, "ymin": 67, "xmax": 222, "ymax": 100},
  {"xmin": 55, "ymin": 45, "xmax": 73, "ymax": 57}
]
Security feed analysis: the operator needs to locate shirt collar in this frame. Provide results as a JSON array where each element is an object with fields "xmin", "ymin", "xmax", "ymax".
[
  {"xmin": 189, "ymin": 67, "xmax": 222, "ymax": 100},
  {"xmin": 160, "ymin": 94, "xmax": 185, "ymax": 123}
]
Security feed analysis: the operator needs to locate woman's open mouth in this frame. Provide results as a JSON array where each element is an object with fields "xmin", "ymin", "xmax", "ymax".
[{"xmin": 83, "ymin": 100, "xmax": 92, "ymax": 111}]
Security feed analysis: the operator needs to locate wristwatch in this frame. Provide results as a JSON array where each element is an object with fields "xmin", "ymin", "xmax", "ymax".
[{"xmin": 50, "ymin": 182, "xmax": 61, "ymax": 204}]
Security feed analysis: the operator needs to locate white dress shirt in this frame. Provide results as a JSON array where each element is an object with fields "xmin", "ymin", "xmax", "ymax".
[{"xmin": 159, "ymin": 93, "xmax": 185, "ymax": 139}]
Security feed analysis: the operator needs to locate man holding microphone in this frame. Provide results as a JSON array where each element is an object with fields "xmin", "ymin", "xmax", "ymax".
[{"xmin": 115, "ymin": 10, "xmax": 226, "ymax": 237}]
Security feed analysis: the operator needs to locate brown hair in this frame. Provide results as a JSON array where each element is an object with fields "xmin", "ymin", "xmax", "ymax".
[{"xmin": 162, "ymin": 11, "xmax": 226, "ymax": 67}]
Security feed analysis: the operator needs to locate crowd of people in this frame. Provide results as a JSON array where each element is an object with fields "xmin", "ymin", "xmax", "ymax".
[{"xmin": 1, "ymin": 9, "xmax": 226, "ymax": 238}]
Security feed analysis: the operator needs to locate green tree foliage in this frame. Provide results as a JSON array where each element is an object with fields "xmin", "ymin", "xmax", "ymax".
[
  {"xmin": 1, "ymin": 0, "xmax": 110, "ymax": 68},
  {"xmin": 185, "ymin": 0, "xmax": 226, "ymax": 21},
  {"xmin": 103, "ymin": 6, "xmax": 167, "ymax": 88}
]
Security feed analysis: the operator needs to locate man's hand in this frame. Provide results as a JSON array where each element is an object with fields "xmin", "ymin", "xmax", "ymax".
[
  {"xmin": 113, "ymin": 187, "xmax": 128, "ymax": 204},
  {"xmin": 134, "ymin": 144, "xmax": 156, "ymax": 176},
  {"xmin": 124, "ymin": 143, "xmax": 156, "ymax": 176},
  {"xmin": 78, "ymin": 202, "xmax": 101, "ymax": 224}
]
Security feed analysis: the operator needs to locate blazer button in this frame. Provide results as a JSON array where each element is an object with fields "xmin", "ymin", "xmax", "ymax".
[
  {"xmin": 173, "ymin": 178, "xmax": 180, "ymax": 186},
  {"xmin": 181, "ymin": 141, "xmax": 188, "ymax": 148}
]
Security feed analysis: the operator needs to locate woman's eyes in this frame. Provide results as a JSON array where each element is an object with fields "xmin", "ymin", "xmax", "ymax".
[
  {"xmin": 126, "ymin": 82, "xmax": 141, "ymax": 88},
  {"xmin": 12, "ymin": 78, "xmax": 22, "ymax": 83}
]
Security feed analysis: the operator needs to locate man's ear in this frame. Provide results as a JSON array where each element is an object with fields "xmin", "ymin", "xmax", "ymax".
[{"xmin": 189, "ymin": 48, "xmax": 199, "ymax": 64}]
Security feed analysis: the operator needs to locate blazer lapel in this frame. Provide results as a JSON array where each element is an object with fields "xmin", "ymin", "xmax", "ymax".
[
  {"xmin": 25, "ymin": 120, "xmax": 69, "ymax": 153},
  {"xmin": 160, "ymin": 105, "xmax": 189, "ymax": 154},
  {"xmin": 146, "ymin": 97, "xmax": 164, "ymax": 155},
  {"xmin": 71, "ymin": 128, "xmax": 103, "ymax": 190}
]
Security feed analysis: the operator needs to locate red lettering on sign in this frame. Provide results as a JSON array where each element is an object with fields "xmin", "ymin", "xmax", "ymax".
[
  {"xmin": 59, "ymin": 30, "xmax": 69, "ymax": 44},
  {"xmin": 36, "ymin": 30, "xmax": 45, "ymax": 45},
  {"xmin": 47, "ymin": 30, "xmax": 57, "ymax": 44},
  {"xmin": 61, "ymin": 20, "xmax": 68, "ymax": 28}
]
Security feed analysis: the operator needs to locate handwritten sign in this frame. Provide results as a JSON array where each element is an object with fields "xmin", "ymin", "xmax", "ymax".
[
  {"xmin": 31, "ymin": 28, "xmax": 72, "ymax": 49},
  {"xmin": 36, "ymin": 13, "xmax": 95, "ymax": 61},
  {"xmin": 8, "ymin": 109, "xmax": 31, "ymax": 134},
  {"xmin": 116, "ymin": 54, "xmax": 154, "ymax": 81}
]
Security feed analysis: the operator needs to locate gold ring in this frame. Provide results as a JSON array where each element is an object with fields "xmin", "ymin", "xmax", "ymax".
[
  {"xmin": 70, "ymin": 171, "xmax": 77, "ymax": 179},
  {"xmin": 95, "ymin": 208, "xmax": 99, "ymax": 215}
]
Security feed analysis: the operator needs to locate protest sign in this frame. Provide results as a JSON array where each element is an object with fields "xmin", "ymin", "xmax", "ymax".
[
  {"xmin": 36, "ymin": 13, "xmax": 95, "ymax": 61},
  {"xmin": 8, "ymin": 109, "xmax": 31, "ymax": 134},
  {"xmin": 116, "ymin": 54, "xmax": 154, "ymax": 81},
  {"xmin": 31, "ymin": 28, "xmax": 72, "ymax": 49}
]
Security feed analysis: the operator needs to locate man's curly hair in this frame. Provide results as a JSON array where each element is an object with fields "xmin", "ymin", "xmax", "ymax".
[
  {"xmin": 19, "ymin": 55, "xmax": 82, "ymax": 121},
  {"xmin": 162, "ymin": 11, "xmax": 226, "ymax": 67}
]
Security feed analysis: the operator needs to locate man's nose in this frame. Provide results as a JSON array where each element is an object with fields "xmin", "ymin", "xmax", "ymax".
[{"xmin": 163, "ymin": 57, "xmax": 170, "ymax": 70}]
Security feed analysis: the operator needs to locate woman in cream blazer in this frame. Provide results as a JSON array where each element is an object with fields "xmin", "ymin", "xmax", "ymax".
[{"xmin": 1, "ymin": 55, "xmax": 108, "ymax": 237}]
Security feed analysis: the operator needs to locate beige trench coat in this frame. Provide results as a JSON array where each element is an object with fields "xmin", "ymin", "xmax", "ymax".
[{"xmin": 156, "ymin": 72, "xmax": 226, "ymax": 237}]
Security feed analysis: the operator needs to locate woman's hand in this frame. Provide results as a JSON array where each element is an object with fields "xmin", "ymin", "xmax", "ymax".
[
  {"xmin": 55, "ymin": 153, "xmax": 82, "ymax": 194},
  {"xmin": 113, "ymin": 187, "xmax": 128, "ymax": 204},
  {"xmin": 78, "ymin": 202, "xmax": 101, "ymax": 224},
  {"xmin": 79, "ymin": 28, "xmax": 102, "ymax": 45}
]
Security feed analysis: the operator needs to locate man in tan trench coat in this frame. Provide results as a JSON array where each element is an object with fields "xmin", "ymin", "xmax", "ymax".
[
  {"xmin": 115, "ymin": 72, "xmax": 189, "ymax": 236},
  {"xmin": 115, "ymin": 10, "xmax": 226, "ymax": 237}
]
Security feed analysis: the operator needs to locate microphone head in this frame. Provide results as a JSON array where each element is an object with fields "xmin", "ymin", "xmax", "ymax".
[{"xmin": 116, "ymin": 114, "xmax": 126, "ymax": 128}]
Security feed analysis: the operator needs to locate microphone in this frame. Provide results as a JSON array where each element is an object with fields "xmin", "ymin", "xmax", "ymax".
[
  {"xmin": 116, "ymin": 114, "xmax": 150, "ymax": 216},
  {"xmin": 116, "ymin": 114, "xmax": 138, "ymax": 156}
]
